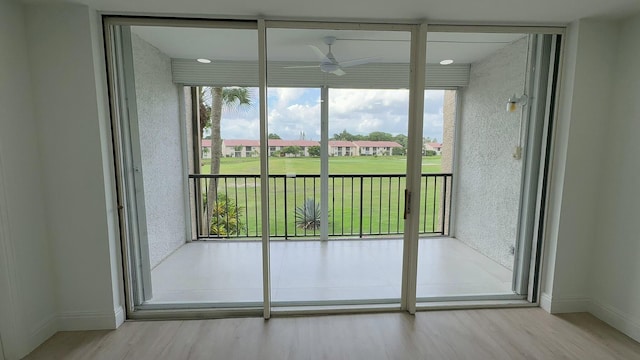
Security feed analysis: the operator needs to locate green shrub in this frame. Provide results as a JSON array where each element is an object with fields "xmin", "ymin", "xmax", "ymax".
[{"xmin": 209, "ymin": 195, "xmax": 245, "ymax": 236}]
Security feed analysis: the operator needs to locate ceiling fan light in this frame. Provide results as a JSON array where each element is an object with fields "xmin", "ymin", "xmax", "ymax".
[{"xmin": 320, "ymin": 63, "xmax": 340, "ymax": 73}]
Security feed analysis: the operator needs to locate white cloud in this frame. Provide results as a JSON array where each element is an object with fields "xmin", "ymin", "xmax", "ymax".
[
  {"xmin": 271, "ymin": 88, "xmax": 303, "ymax": 109},
  {"xmin": 220, "ymin": 87, "xmax": 446, "ymax": 141}
]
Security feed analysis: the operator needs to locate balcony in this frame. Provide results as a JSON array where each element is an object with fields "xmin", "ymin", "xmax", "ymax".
[{"xmin": 141, "ymin": 172, "xmax": 513, "ymax": 305}]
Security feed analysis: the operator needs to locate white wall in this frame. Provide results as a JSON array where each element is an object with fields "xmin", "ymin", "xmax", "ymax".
[
  {"xmin": 540, "ymin": 20, "xmax": 617, "ymax": 313},
  {"xmin": 589, "ymin": 13, "xmax": 640, "ymax": 341},
  {"xmin": 131, "ymin": 33, "xmax": 187, "ymax": 268},
  {"xmin": 24, "ymin": 3, "xmax": 123, "ymax": 331},
  {"xmin": 1, "ymin": 1, "xmax": 638, "ymax": 354},
  {"xmin": 454, "ymin": 37, "xmax": 528, "ymax": 269},
  {"xmin": 0, "ymin": 0, "xmax": 57, "ymax": 358}
]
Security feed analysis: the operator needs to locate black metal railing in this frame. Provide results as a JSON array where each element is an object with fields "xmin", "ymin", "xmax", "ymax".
[{"xmin": 189, "ymin": 173, "xmax": 452, "ymax": 240}]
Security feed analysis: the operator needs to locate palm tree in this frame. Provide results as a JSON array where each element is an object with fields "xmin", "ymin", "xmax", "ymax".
[{"xmin": 201, "ymin": 87, "xmax": 252, "ymax": 234}]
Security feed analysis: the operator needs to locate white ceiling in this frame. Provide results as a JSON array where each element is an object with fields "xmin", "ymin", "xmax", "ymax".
[
  {"xmin": 132, "ymin": 26, "xmax": 525, "ymax": 64},
  {"xmin": 24, "ymin": 0, "xmax": 640, "ymax": 24}
]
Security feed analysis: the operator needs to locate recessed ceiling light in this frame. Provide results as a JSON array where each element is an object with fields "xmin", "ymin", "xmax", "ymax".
[
  {"xmin": 197, "ymin": 58, "xmax": 212, "ymax": 64},
  {"xmin": 440, "ymin": 59, "xmax": 454, "ymax": 65}
]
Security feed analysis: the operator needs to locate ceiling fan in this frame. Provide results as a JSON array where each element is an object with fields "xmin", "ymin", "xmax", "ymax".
[{"xmin": 284, "ymin": 36, "xmax": 379, "ymax": 76}]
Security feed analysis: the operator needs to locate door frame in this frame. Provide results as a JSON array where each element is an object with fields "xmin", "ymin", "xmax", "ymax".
[{"xmin": 104, "ymin": 15, "xmax": 564, "ymax": 319}]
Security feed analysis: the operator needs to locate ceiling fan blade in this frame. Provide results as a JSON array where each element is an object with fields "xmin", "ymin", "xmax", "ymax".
[
  {"xmin": 339, "ymin": 57, "xmax": 381, "ymax": 68},
  {"xmin": 308, "ymin": 45, "xmax": 330, "ymax": 62},
  {"xmin": 283, "ymin": 65, "xmax": 320, "ymax": 69},
  {"xmin": 332, "ymin": 68, "xmax": 346, "ymax": 76}
]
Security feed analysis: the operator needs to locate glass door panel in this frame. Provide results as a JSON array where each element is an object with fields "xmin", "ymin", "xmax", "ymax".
[
  {"xmin": 416, "ymin": 31, "xmax": 530, "ymax": 300},
  {"xmin": 114, "ymin": 22, "xmax": 264, "ymax": 307},
  {"xmin": 266, "ymin": 27, "xmax": 410, "ymax": 305}
]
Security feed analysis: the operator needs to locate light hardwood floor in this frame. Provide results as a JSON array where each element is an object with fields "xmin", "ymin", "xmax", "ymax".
[{"xmin": 24, "ymin": 308, "xmax": 640, "ymax": 359}]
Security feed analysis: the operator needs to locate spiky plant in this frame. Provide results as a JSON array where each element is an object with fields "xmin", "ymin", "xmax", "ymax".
[{"xmin": 295, "ymin": 198, "xmax": 322, "ymax": 230}]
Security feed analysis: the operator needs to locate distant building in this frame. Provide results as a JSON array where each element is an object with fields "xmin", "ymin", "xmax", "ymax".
[
  {"xmin": 424, "ymin": 142, "xmax": 443, "ymax": 155},
  {"xmin": 222, "ymin": 139, "xmax": 261, "ymax": 157},
  {"xmin": 328, "ymin": 140, "xmax": 356, "ymax": 156},
  {"xmin": 202, "ymin": 139, "xmax": 402, "ymax": 158},
  {"xmin": 267, "ymin": 139, "xmax": 319, "ymax": 157},
  {"xmin": 201, "ymin": 139, "xmax": 212, "ymax": 158},
  {"xmin": 352, "ymin": 141, "xmax": 403, "ymax": 156}
]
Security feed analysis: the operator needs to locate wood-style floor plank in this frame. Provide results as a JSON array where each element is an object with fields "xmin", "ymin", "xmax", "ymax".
[{"xmin": 23, "ymin": 308, "xmax": 640, "ymax": 360}]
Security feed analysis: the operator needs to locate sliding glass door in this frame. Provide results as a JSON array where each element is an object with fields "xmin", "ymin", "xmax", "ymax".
[
  {"xmin": 415, "ymin": 30, "xmax": 561, "ymax": 303},
  {"xmin": 107, "ymin": 20, "xmax": 265, "ymax": 309},
  {"xmin": 265, "ymin": 26, "xmax": 411, "ymax": 305},
  {"xmin": 105, "ymin": 17, "xmax": 560, "ymax": 317}
]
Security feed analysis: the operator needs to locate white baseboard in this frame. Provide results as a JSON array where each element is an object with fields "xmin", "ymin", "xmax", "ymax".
[
  {"xmin": 589, "ymin": 300, "xmax": 640, "ymax": 343},
  {"xmin": 541, "ymin": 294, "xmax": 640, "ymax": 343},
  {"xmin": 114, "ymin": 306, "xmax": 125, "ymax": 328},
  {"xmin": 58, "ymin": 309, "xmax": 122, "ymax": 331},
  {"xmin": 28, "ymin": 313, "xmax": 57, "ymax": 352},
  {"xmin": 540, "ymin": 292, "xmax": 552, "ymax": 312},
  {"xmin": 539, "ymin": 293, "xmax": 590, "ymax": 313}
]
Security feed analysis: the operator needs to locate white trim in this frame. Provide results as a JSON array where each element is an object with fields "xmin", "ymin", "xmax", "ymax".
[
  {"xmin": 543, "ymin": 294, "xmax": 640, "ymax": 343},
  {"xmin": 115, "ymin": 306, "xmax": 126, "ymax": 327},
  {"xmin": 540, "ymin": 292, "xmax": 552, "ymax": 312},
  {"xmin": 28, "ymin": 313, "xmax": 57, "ymax": 353},
  {"xmin": 448, "ymin": 89, "xmax": 463, "ymax": 237},
  {"xmin": 257, "ymin": 18, "xmax": 271, "ymax": 320},
  {"xmin": 58, "ymin": 310, "xmax": 122, "ymax": 331},
  {"xmin": 528, "ymin": 34, "xmax": 561, "ymax": 302},
  {"xmin": 401, "ymin": 22, "xmax": 427, "ymax": 314},
  {"xmin": 103, "ymin": 18, "xmax": 137, "ymax": 315},
  {"xmin": 542, "ymin": 294, "xmax": 590, "ymax": 313},
  {"xmin": 265, "ymin": 20, "xmax": 412, "ymax": 31},
  {"xmin": 427, "ymin": 25, "xmax": 565, "ymax": 35},
  {"xmin": 0, "ymin": 151, "xmax": 27, "ymax": 359},
  {"xmin": 106, "ymin": 17, "xmax": 257, "ymax": 29},
  {"xmin": 320, "ymin": 86, "xmax": 329, "ymax": 240},
  {"xmin": 129, "ymin": 307, "xmax": 263, "ymax": 320},
  {"xmin": 178, "ymin": 88, "xmax": 192, "ymax": 242},
  {"xmin": 417, "ymin": 299, "xmax": 533, "ymax": 310},
  {"xmin": 589, "ymin": 300, "xmax": 640, "ymax": 343}
]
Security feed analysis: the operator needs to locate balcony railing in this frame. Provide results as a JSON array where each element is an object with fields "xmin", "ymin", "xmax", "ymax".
[{"xmin": 189, "ymin": 173, "xmax": 452, "ymax": 240}]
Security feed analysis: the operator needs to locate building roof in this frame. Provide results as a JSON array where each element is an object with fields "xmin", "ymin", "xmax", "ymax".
[
  {"xmin": 328, "ymin": 141, "xmax": 356, "ymax": 147},
  {"xmin": 208, "ymin": 139, "xmax": 405, "ymax": 148},
  {"xmin": 268, "ymin": 139, "xmax": 319, "ymax": 147},
  {"xmin": 352, "ymin": 141, "xmax": 402, "ymax": 148},
  {"xmin": 427, "ymin": 142, "xmax": 442, "ymax": 149},
  {"xmin": 222, "ymin": 139, "xmax": 261, "ymax": 147}
]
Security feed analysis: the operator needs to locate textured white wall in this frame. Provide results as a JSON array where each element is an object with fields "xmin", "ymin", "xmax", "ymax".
[
  {"xmin": 0, "ymin": 0, "xmax": 57, "ymax": 358},
  {"xmin": 589, "ymin": 14, "xmax": 640, "ymax": 341},
  {"xmin": 454, "ymin": 37, "xmax": 528, "ymax": 270},
  {"xmin": 131, "ymin": 33, "xmax": 187, "ymax": 268}
]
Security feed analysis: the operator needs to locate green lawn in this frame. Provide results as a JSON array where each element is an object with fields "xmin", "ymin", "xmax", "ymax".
[
  {"xmin": 196, "ymin": 155, "xmax": 447, "ymax": 238},
  {"xmin": 201, "ymin": 155, "xmax": 442, "ymax": 175}
]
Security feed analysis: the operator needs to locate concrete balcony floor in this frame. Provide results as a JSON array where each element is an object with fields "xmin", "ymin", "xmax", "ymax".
[{"xmin": 147, "ymin": 237, "xmax": 513, "ymax": 304}]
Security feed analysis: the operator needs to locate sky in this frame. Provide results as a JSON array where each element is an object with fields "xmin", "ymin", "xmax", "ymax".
[{"xmin": 215, "ymin": 88, "xmax": 445, "ymax": 142}]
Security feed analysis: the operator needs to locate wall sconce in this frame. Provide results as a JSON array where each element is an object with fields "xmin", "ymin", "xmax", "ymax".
[{"xmin": 506, "ymin": 94, "xmax": 528, "ymax": 113}]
